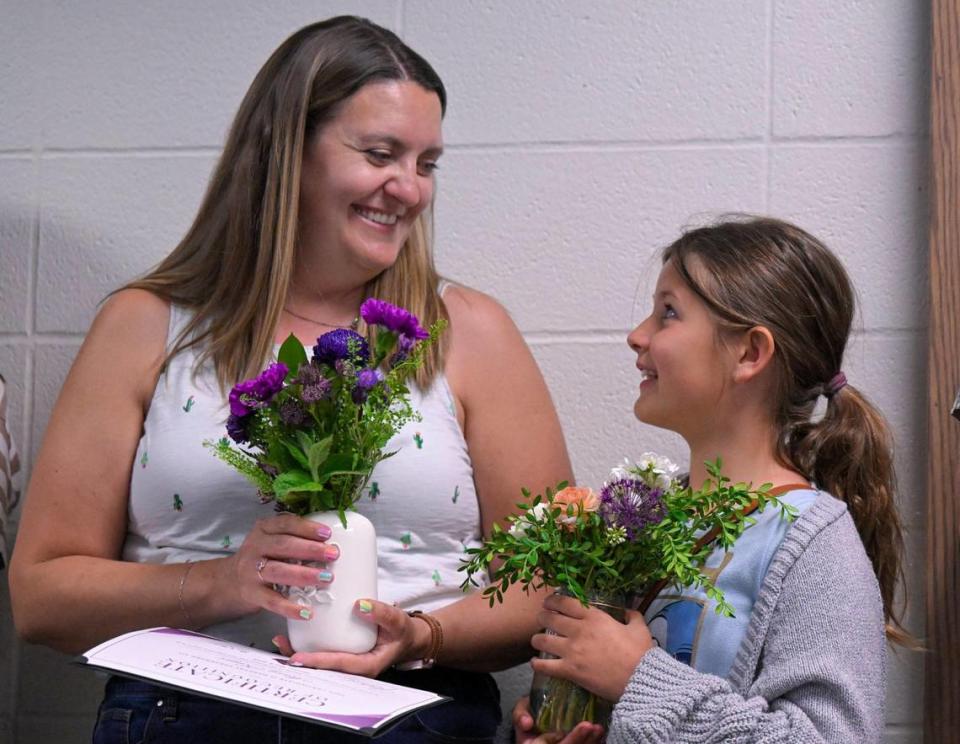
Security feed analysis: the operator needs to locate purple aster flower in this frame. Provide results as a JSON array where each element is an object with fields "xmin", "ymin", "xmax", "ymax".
[
  {"xmin": 360, "ymin": 299, "xmax": 429, "ymax": 341},
  {"xmin": 352, "ymin": 367, "xmax": 384, "ymax": 404},
  {"xmin": 599, "ymin": 477, "xmax": 665, "ymax": 541},
  {"xmin": 279, "ymin": 398, "xmax": 308, "ymax": 427},
  {"xmin": 228, "ymin": 362, "xmax": 288, "ymax": 417},
  {"xmin": 313, "ymin": 329, "xmax": 369, "ymax": 366},
  {"xmin": 226, "ymin": 413, "xmax": 249, "ymax": 443}
]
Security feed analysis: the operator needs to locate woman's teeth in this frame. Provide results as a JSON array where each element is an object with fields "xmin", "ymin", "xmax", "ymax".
[{"xmin": 355, "ymin": 207, "xmax": 398, "ymax": 225}]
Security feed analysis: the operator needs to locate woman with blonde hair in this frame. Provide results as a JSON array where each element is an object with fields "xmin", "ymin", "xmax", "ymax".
[{"xmin": 11, "ymin": 16, "xmax": 571, "ymax": 742}]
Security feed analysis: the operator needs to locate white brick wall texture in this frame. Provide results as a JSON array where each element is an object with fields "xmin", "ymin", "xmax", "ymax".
[{"xmin": 0, "ymin": 2, "xmax": 928, "ymax": 742}]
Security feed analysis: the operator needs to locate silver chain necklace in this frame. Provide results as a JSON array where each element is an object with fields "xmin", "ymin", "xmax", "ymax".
[{"xmin": 283, "ymin": 305, "xmax": 360, "ymax": 330}]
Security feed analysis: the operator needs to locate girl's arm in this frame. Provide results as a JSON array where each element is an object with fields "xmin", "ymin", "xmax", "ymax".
[{"xmin": 546, "ymin": 505, "xmax": 885, "ymax": 743}]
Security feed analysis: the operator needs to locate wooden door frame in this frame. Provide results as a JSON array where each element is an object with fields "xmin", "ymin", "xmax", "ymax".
[{"xmin": 927, "ymin": 2, "xmax": 960, "ymax": 741}]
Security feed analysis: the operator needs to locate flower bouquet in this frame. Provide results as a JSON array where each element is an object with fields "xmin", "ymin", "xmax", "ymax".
[
  {"xmin": 459, "ymin": 454, "xmax": 796, "ymax": 734},
  {"xmin": 207, "ymin": 298, "xmax": 443, "ymax": 652}
]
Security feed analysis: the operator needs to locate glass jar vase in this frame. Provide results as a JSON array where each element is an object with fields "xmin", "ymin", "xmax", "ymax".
[{"xmin": 528, "ymin": 590, "xmax": 627, "ymax": 735}]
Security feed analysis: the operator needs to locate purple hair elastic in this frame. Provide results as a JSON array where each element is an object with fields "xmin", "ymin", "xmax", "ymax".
[{"xmin": 824, "ymin": 371, "xmax": 847, "ymax": 398}]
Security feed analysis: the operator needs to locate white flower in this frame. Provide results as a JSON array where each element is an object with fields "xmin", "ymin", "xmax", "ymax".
[
  {"xmin": 605, "ymin": 525, "xmax": 627, "ymax": 546},
  {"xmin": 635, "ymin": 451, "xmax": 680, "ymax": 490},
  {"xmin": 509, "ymin": 502, "xmax": 550, "ymax": 537},
  {"xmin": 605, "ymin": 456, "xmax": 634, "ymax": 485}
]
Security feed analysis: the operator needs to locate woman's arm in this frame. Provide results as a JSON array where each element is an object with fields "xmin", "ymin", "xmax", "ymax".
[
  {"xmin": 428, "ymin": 284, "xmax": 574, "ymax": 670},
  {"xmin": 10, "ymin": 289, "xmax": 338, "ymax": 654},
  {"xmin": 11, "ymin": 289, "xmax": 184, "ymax": 652}
]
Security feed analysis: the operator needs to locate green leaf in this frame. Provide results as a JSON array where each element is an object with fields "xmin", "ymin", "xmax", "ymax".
[
  {"xmin": 278, "ymin": 333, "xmax": 308, "ymax": 379},
  {"xmin": 373, "ymin": 329, "xmax": 397, "ymax": 367},
  {"xmin": 316, "ymin": 452, "xmax": 366, "ymax": 480},
  {"xmin": 307, "ymin": 435, "xmax": 333, "ymax": 481},
  {"xmin": 295, "ymin": 430, "xmax": 313, "ymax": 452},
  {"xmin": 282, "ymin": 441, "xmax": 310, "ymax": 471},
  {"xmin": 272, "ymin": 470, "xmax": 327, "ymax": 498}
]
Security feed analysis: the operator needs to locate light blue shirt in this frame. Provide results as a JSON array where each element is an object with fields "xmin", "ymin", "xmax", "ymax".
[{"xmin": 644, "ymin": 488, "xmax": 818, "ymax": 679}]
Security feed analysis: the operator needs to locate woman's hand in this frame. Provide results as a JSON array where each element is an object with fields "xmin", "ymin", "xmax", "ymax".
[
  {"xmin": 224, "ymin": 514, "xmax": 340, "ymax": 622},
  {"xmin": 531, "ymin": 593, "xmax": 653, "ymax": 702},
  {"xmin": 513, "ymin": 695, "xmax": 605, "ymax": 743},
  {"xmin": 272, "ymin": 599, "xmax": 426, "ymax": 677}
]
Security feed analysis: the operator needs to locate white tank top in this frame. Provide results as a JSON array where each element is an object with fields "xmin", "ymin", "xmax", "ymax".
[{"xmin": 125, "ymin": 301, "xmax": 483, "ymax": 648}]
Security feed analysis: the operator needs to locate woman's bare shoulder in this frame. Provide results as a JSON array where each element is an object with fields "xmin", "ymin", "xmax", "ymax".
[
  {"xmin": 79, "ymin": 288, "xmax": 172, "ymax": 404},
  {"xmin": 441, "ymin": 283, "xmax": 519, "ymax": 345},
  {"xmin": 92, "ymin": 288, "xmax": 171, "ymax": 341}
]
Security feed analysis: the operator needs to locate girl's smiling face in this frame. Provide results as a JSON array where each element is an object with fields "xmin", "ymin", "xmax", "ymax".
[{"xmin": 627, "ymin": 261, "xmax": 740, "ymax": 442}]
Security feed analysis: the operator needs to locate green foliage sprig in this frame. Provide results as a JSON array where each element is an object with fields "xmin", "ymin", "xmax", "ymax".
[{"xmin": 460, "ymin": 456, "xmax": 797, "ymax": 616}]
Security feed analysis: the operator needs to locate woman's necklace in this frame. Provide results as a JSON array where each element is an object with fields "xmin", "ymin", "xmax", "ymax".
[{"xmin": 283, "ymin": 305, "xmax": 360, "ymax": 330}]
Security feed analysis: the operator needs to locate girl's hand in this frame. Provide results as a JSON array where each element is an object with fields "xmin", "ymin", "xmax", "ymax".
[
  {"xmin": 272, "ymin": 599, "xmax": 424, "ymax": 677},
  {"xmin": 226, "ymin": 514, "xmax": 339, "ymax": 622},
  {"xmin": 531, "ymin": 593, "xmax": 653, "ymax": 702},
  {"xmin": 513, "ymin": 695, "xmax": 605, "ymax": 743}
]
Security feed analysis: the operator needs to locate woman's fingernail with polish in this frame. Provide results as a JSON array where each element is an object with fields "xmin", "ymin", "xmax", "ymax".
[
  {"xmin": 323, "ymin": 545, "xmax": 340, "ymax": 561},
  {"xmin": 317, "ymin": 570, "xmax": 333, "ymax": 582},
  {"xmin": 316, "ymin": 525, "xmax": 332, "ymax": 539},
  {"xmin": 358, "ymin": 599, "xmax": 373, "ymax": 613},
  {"xmin": 271, "ymin": 636, "xmax": 281, "ymax": 648},
  {"xmin": 299, "ymin": 608, "xmax": 312, "ymax": 620},
  {"xmin": 290, "ymin": 660, "xmax": 304, "ymax": 667}
]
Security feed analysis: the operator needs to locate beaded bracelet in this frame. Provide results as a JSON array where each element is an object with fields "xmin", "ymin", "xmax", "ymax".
[{"xmin": 398, "ymin": 610, "xmax": 443, "ymax": 670}]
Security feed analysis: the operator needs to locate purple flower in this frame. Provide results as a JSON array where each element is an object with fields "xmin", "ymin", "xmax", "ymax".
[
  {"xmin": 301, "ymin": 380, "xmax": 331, "ymax": 403},
  {"xmin": 295, "ymin": 362, "xmax": 323, "ymax": 385},
  {"xmin": 352, "ymin": 367, "xmax": 384, "ymax": 404},
  {"xmin": 599, "ymin": 477, "xmax": 665, "ymax": 541},
  {"xmin": 295, "ymin": 363, "xmax": 331, "ymax": 402},
  {"xmin": 229, "ymin": 362, "xmax": 288, "ymax": 417},
  {"xmin": 360, "ymin": 299, "xmax": 429, "ymax": 341},
  {"xmin": 279, "ymin": 399, "xmax": 308, "ymax": 427},
  {"xmin": 226, "ymin": 413, "xmax": 249, "ymax": 443},
  {"xmin": 313, "ymin": 329, "xmax": 369, "ymax": 366}
]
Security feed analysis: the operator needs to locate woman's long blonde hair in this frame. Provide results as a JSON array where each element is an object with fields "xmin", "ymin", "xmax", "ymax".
[{"xmin": 124, "ymin": 16, "xmax": 448, "ymax": 391}]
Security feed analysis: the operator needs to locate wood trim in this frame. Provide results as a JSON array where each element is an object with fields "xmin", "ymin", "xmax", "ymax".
[{"xmin": 928, "ymin": 2, "xmax": 960, "ymax": 741}]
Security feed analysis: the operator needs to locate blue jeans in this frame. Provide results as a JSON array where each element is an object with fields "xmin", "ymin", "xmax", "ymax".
[{"xmin": 92, "ymin": 667, "xmax": 501, "ymax": 743}]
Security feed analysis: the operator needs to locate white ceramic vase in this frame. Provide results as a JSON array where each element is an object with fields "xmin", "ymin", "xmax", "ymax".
[{"xmin": 286, "ymin": 510, "xmax": 378, "ymax": 654}]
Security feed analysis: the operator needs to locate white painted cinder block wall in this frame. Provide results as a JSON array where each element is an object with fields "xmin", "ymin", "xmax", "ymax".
[{"xmin": 0, "ymin": 2, "xmax": 928, "ymax": 742}]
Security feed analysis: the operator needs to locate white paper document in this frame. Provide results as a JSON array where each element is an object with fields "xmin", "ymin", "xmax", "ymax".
[{"xmin": 78, "ymin": 627, "xmax": 448, "ymax": 736}]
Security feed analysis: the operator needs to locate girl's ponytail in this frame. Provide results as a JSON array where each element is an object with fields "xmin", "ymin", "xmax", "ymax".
[{"xmin": 784, "ymin": 382, "xmax": 910, "ymax": 645}]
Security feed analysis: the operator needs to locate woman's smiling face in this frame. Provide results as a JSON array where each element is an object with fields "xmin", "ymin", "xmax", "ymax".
[
  {"xmin": 297, "ymin": 80, "xmax": 443, "ymax": 280},
  {"xmin": 627, "ymin": 261, "xmax": 738, "ymax": 442}
]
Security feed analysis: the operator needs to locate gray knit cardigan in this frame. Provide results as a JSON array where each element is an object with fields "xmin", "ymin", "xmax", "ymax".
[{"xmin": 608, "ymin": 493, "xmax": 886, "ymax": 743}]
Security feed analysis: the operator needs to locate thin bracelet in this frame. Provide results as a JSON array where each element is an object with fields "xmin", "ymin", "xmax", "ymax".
[{"xmin": 178, "ymin": 561, "xmax": 195, "ymax": 626}]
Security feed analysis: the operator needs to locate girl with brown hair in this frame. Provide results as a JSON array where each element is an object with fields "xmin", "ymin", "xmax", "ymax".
[
  {"xmin": 11, "ymin": 16, "xmax": 572, "ymax": 743},
  {"xmin": 515, "ymin": 216, "xmax": 906, "ymax": 743}
]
